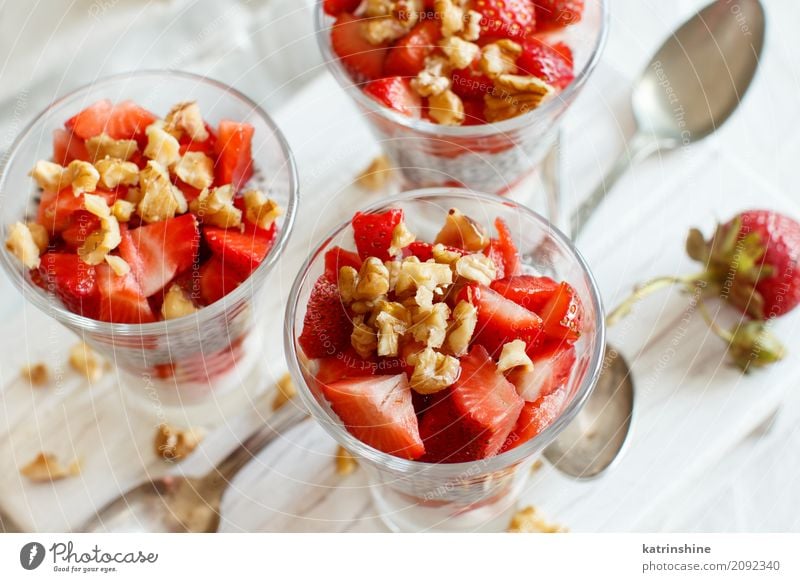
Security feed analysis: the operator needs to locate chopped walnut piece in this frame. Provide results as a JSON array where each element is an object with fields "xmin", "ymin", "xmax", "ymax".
[
  {"xmin": 335, "ymin": 445, "xmax": 358, "ymax": 475},
  {"xmin": 161, "ymin": 284, "xmax": 198, "ymax": 320},
  {"xmin": 445, "ymin": 300, "xmax": 477, "ymax": 356},
  {"xmin": 411, "ymin": 69, "xmax": 451, "ymax": 98},
  {"xmin": 363, "ymin": 16, "xmax": 409, "ymax": 45},
  {"xmin": 435, "ymin": 0, "xmax": 464, "ymax": 37},
  {"xmin": 355, "ymin": 257, "xmax": 390, "ymax": 301},
  {"xmin": 29, "ymin": 160, "xmax": 69, "ymax": 192},
  {"xmin": 435, "ymin": 208, "xmax": 489, "ymax": 251},
  {"xmin": 163, "ymin": 101, "xmax": 209, "ymax": 142},
  {"xmin": 411, "ymin": 303, "xmax": 451, "ymax": 349},
  {"xmin": 485, "ymin": 75, "xmax": 555, "ymax": 122},
  {"xmin": 189, "ymin": 185, "xmax": 242, "ymax": 228},
  {"xmin": 104, "ymin": 254, "xmax": 131, "ymax": 277},
  {"xmin": 441, "ymin": 36, "xmax": 480, "ymax": 70},
  {"xmin": 272, "ymin": 372, "xmax": 297, "ymax": 411},
  {"xmin": 143, "ymin": 121, "xmax": 181, "ymax": 168},
  {"xmin": 21, "ymin": 362, "xmax": 49, "ymax": 386},
  {"xmin": 351, "ymin": 315, "xmax": 378, "ymax": 359},
  {"xmin": 138, "ymin": 161, "xmax": 184, "ymax": 223},
  {"xmin": 375, "ymin": 301, "xmax": 411, "ymax": 356},
  {"xmin": 95, "ymin": 157, "xmax": 139, "ymax": 189},
  {"xmin": 394, "ymin": 258, "xmax": 453, "ymax": 306},
  {"xmin": 110, "ymin": 199, "xmax": 136, "ymax": 222},
  {"xmin": 243, "ymin": 189, "xmax": 283, "ymax": 230},
  {"xmin": 20, "ymin": 452, "xmax": 80, "ymax": 482},
  {"xmin": 26, "ymin": 222, "xmax": 49, "ymax": 252},
  {"xmin": 338, "ymin": 266, "xmax": 360, "ymax": 304},
  {"xmin": 154, "ymin": 424, "xmax": 204, "ymax": 462},
  {"xmin": 388, "ymin": 220, "xmax": 416, "ymax": 257},
  {"xmin": 68, "ymin": 341, "xmax": 103, "ymax": 382},
  {"xmin": 125, "ymin": 187, "xmax": 143, "ymax": 204},
  {"xmin": 68, "ymin": 160, "xmax": 101, "ymax": 195},
  {"xmin": 480, "ymin": 39, "xmax": 522, "ymax": 78},
  {"xmin": 5, "ymin": 222, "xmax": 43, "ymax": 268},
  {"xmin": 428, "ymin": 89, "xmax": 465, "ymax": 126},
  {"xmin": 507, "ymin": 506, "xmax": 566, "ymax": 533},
  {"xmin": 531, "ymin": 459, "xmax": 544, "ymax": 473},
  {"xmin": 174, "ymin": 151, "xmax": 214, "ymax": 190},
  {"xmin": 85, "ymin": 133, "xmax": 138, "ymax": 161},
  {"xmin": 455, "ymin": 253, "xmax": 497, "ymax": 285},
  {"xmin": 78, "ymin": 194, "xmax": 121, "ymax": 265},
  {"xmin": 497, "ymin": 339, "xmax": 533, "ymax": 373},
  {"xmin": 431, "ymin": 243, "xmax": 460, "ymax": 265},
  {"xmin": 356, "ymin": 154, "xmax": 394, "ymax": 191},
  {"xmin": 462, "ymin": 9, "xmax": 482, "ymax": 41},
  {"xmin": 410, "ymin": 347, "xmax": 460, "ymax": 394}
]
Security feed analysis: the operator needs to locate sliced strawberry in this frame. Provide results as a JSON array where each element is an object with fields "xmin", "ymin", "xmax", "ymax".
[
  {"xmin": 539, "ymin": 281, "xmax": 582, "ymax": 341},
  {"xmin": 420, "ymin": 345, "xmax": 523, "ymax": 462},
  {"xmin": 95, "ymin": 264, "xmax": 156, "ymax": 324},
  {"xmin": 37, "ymin": 252, "xmax": 100, "ymax": 318},
  {"xmin": 461, "ymin": 97, "xmax": 488, "ymax": 126},
  {"xmin": 473, "ymin": 0, "xmax": 537, "ymax": 41},
  {"xmin": 502, "ymin": 385, "xmax": 570, "ymax": 451},
  {"xmin": 331, "ymin": 13, "xmax": 388, "ymax": 82},
  {"xmin": 197, "ymin": 256, "xmax": 246, "ymax": 305},
  {"xmin": 65, "ymin": 99, "xmax": 157, "ymax": 141},
  {"xmin": 384, "ymin": 19, "xmax": 441, "ymax": 78},
  {"xmin": 61, "ymin": 211, "xmax": 102, "ymax": 249},
  {"xmin": 534, "ymin": 0, "xmax": 584, "ymax": 30},
  {"xmin": 119, "ymin": 214, "xmax": 199, "ymax": 297},
  {"xmin": 214, "ymin": 120, "xmax": 254, "ymax": 191},
  {"xmin": 451, "ymin": 62, "xmax": 494, "ymax": 99},
  {"xmin": 178, "ymin": 123, "xmax": 216, "ymax": 157},
  {"xmin": 52, "ymin": 129, "xmax": 89, "ymax": 165},
  {"xmin": 323, "ymin": 0, "xmax": 361, "ymax": 16},
  {"xmin": 37, "ymin": 188, "xmax": 117, "ymax": 235},
  {"xmin": 174, "ymin": 179, "xmax": 203, "ymax": 204},
  {"xmin": 298, "ymin": 274, "xmax": 353, "ymax": 358},
  {"xmin": 507, "ymin": 343, "xmax": 575, "ymax": 401},
  {"xmin": 491, "ymin": 274, "xmax": 559, "ymax": 314},
  {"xmin": 461, "ymin": 284, "xmax": 543, "ymax": 356},
  {"xmin": 202, "ymin": 222, "xmax": 276, "ymax": 277},
  {"xmin": 322, "ymin": 373, "xmax": 425, "ymax": 459},
  {"xmin": 517, "ymin": 41, "xmax": 574, "ymax": 90},
  {"xmin": 316, "ymin": 348, "xmax": 405, "ymax": 385},
  {"xmin": 493, "ymin": 217, "xmax": 521, "ymax": 276},
  {"xmin": 351, "ymin": 208, "xmax": 404, "ymax": 261},
  {"xmin": 363, "ymin": 77, "xmax": 422, "ymax": 117},
  {"xmin": 403, "ymin": 241, "xmax": 465, "ymax": 262},
  {"xmin": 324, "ymin": 246, "xmax": 363, "ymax": 282}
]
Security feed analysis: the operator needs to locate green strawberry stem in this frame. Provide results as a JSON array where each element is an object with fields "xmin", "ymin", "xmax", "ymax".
[{"xmin": 606, "ymin": 274, "xmax": 705, "ymax": 327}]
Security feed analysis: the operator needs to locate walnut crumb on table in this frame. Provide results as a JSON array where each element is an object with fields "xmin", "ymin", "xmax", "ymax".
[
  {"xmin": 20, "ymin": 452, "xmax": 80, "ymax": 482},
  {"xmin": 20, "ymin": 362, "xmax": 49, "ymax": 386},
  {"xmin": 68, "ymin": 342, "xmax": 104, "ymax": 382},
  {"xmin": 335, "ymin": 446, "xmax": 358, "ymax": 475},
  {"xmin": 507, "ymin": 506, "xmax": 566, "ymax": 533},
  {"xmin": 272, "ymin": 372, "xmax": 297, "ymax": 411},
  {"xmin": 154, "ymin": 424, "xmax": 204, "ymax": 462},
  {"xmin": 356, "ymin": 155, "xmax": 393, "ymax": 191}
]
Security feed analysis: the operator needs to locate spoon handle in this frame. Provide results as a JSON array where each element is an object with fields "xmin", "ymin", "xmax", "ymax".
[{"xmin": 569, "ymin": 132, "xmax": 661, "ymax": 239}]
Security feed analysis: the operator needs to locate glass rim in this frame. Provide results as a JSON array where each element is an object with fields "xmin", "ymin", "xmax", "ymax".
[
  {"xmin": 0, "ymin": 69, "xmax": 299, "ymax": 337},
  {"xmin": 314, "ymin": 0, "xmax": 610, "ymax": 138},
  {"xmin": 284, "ymin": 187, "xmax": 607, "ymax": 476}
]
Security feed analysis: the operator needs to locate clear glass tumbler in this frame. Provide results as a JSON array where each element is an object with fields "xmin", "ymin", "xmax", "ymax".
[
  {"xmin": 314, "ymin": 2, "xmax": 608, "ymax": 195},
  {"xmin": 285, "ymin": 189, "xmax": 605, "ymax": 532},
  {"xmin": 0, "ymin": 71, "xmax": 298, "ymax": 407}
]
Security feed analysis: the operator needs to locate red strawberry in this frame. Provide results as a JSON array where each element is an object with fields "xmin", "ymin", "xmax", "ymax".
[
  {"xmin": 52, "ymin": 129, "xmax": 89, "ymax": 165},
  {"xmin": 95, "ymin": 263, "xmax": 156, "ymax": 324},
  {"xmin": 491, "ymin": 274, "xmax": 559, "ymax": 314},
  {"xmin": 331, "ymin": 13, "xmax": 388, "ymax": 82},
  {"xmin": 61, "ymin": 211, "xmax": 102, "ymax": 249},
  {"xmin": 324, "ymin": 246, "xmax": 362, "ymax": 281},
  {"xmin": 493, "ymin": 217, "xmax": 521, "ymax": 276},
  {"xmin": 502, "ymin": 385, "xmax": 569, "ymax": 451},
  {"xmin": 316, "ymin": 348, "xmax": 405, "ymax": 385},
  {"xmin": 178, "ymin": 123, "xmax": 216, "ymax": 157},
  {"xmin": 37, "ymin": 188, "xmax": 117, "ymax": 235},
  {"xmin": 363, "ymin": 77, "xmax": 422, "ymax": 117},
  {"xmin": 461, "ymin": 97, "xmax": 488, "ymax": 126},
  {"xmin": 534, "ymin": 0, "xmax": 584, "ymax": 30},
  {"xmin": 214, "ymin": 120, "xmax": 254, "ymax": 191},
  {"xmin": 197, "ymin": 256, "xmax": 246, "ymax": 305},
  {"xmin": 37, "ymin": 252, "xmax": 100, "ymax": 318},
  {"xmin": 119, "ymin": 214, "xmax": 200, "ymax": 297},
  {"xmin": 517, "ymin": 41, "xmax": 574, "ymax": 90},
  {"xmin": 384, "ymin": 19, "xmax": 441, "ymax": 78},
  {"xmin": 420, "ymin": 345, "xmax": 523, "ymax": 462},
  {"xmin": 202, "ymin": 222, "xmax": 277, "ymax": 277},
  {"xmin": 461, "ymin": 284, "xmax": 543, "ymax": 356},
  {"xmin": 451, "ymin": 62, "xmax": 494, "ymax": 99},
  {"xmin": 539, "ymin": 281, "xmax": 582, "ymax": 341},
  {"xmin": 65, "ymin": 99, "xmax": 157, "ymax": 141},
  {"xmin": 323, "ymin": 0, "xmax": 361, "ymax": 16},
  {"xmin": 507, "ymin": 343, "xmax": 575, "ymax": 401},
  {"xmin": 351, "ymin": 208, "xmax": 404, "ymax": 261},
  {"xmin": 298, "ymin": 274, "xmax": 353, "ymax": 358},
  {"xmin": 404, "ymin": 241, "xmax": 464, "ymax": 262},
  {"xmin": 473, "ymin": 0, "xmax": 537, "ymax": 41},
  {"xmin": 321, "ymin": 373, "xmax": 425, "ymax": 459}
]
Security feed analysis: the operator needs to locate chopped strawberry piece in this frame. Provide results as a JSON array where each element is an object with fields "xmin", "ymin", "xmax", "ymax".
[
  {"xmin": 384, "ymin": 19, "xmax": 441, "ymax": 78},
  {"xmin": 461, "ymin": 97, "xmax": 488, "ymax": 125},
  {"xmin": 507, "ymin": 343, "xmax": 575, "ymax": 401},
  {"xmin": 420, "ymin": 345, "xmax": 523, "ymax": 462},
  {"xmin": 539, "ymin": 281, "xmax": 582, "ymax": 341},
  {"xmin": 214, "ymin": 120, "xmax": 254, "ymax": 191},
  {"xmin": 461, "ymin": 284, "xmax": 543, "ymax": 356},
  {"xmin": 323, "ymin": 0, "xmax": 361, "ymax": 16},
  {"xmin": 316, "ymin": 348, "xmax": 405, "ymax": 385},
  {"xmin": 324, "ymin": 246, "xmax": 362, "ymax": 282},
  {"xmin": 37, "ymin": 252, "xmax": 100, "ymax": 318},
  {"xmin": 174, "ymin": 179, "xmax": 203, "ymax": 204},
  {"xmin": 298, "ymin": 274, "xmax": 353, "ymax": 358},
  {"xmin": 52, "ymin": 129, "xmax": 89, "ymax": 165},
  {"xmin": 491, "ymin": 274, "xmax": 559, "ymax": 315},
  {"xmin": 95, "ymin": 264, "xmax": 156, "ymax": 324},
  {"xmin": 534, "ymin": 0, "xmax": 584, "ymax": 30},
  {"xmin": 451, "ymin": 63, "xmax": 494, "ymax": 99},
  {"xmin": 331, "ymin": 13, "xmax": 388, "ymax": 82},
  {"xmin": 502, "ymin": 385, "xmax": 570, "ymax": 451},
  {"xmin": 197, "ymin": 256, "xmax": 246, "ymax": 305},
  {"xmin": 493, "ymin": 217, "xmax": 521, "ymax": 276},
  {"xmin": 405, "ymin": 241, "xmax": 465, "ymax": 262},
  {"xmin": 119, "ymin": 214, "xmax": 200, "ymax": 297},
  {"xmin": 37, "ymin": 188, "xmax": 117, "ymax": 235},
  {"xmin": 363, "ymin": 77, "xmax": 422, "ymax": 117},
  {"xmin": 65, "ymin": 99, "xmax": 157, "ymax": 141},
  {"xmin": 517, "ymin": 41, "xmax": 574, "ymax": 90},
  {"xmin": 61, "ymin": 211, "xmax": 102, "ymax": 249},
  {"xmin": 351, "ymin": 208, "xmax": 404, "ymax": 261},
  {"xmin": 473, "ymin": 0, "xmax": 537, "ymax": 41},
  {"xmin": 202, "ymin": 222, "xmax": 276, "ymax": 277},
  {"xmin": 178, "ymin": 123, "xmax": 216, "ymax": 157}
]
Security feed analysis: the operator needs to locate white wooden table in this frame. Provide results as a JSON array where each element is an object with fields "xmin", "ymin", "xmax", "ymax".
[{"xmin": 0, "ymin": 0, "xmax": 798, "ymax": 533}]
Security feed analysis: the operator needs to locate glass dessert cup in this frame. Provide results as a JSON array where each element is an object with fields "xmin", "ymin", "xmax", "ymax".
[
  {"xmin": 285, "ymin": 188, "xmax": 605, "ymax": 532},
  {"xmin": 0, "ymin": 71, "xmax": 298, "ymax": 408},
  {"xmin": 314, "ymin": 1, "xmax": 608, "ymax": 196}
]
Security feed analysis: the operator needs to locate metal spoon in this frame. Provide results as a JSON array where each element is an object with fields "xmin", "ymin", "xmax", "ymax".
[
  {"xmin": 81, "ymin": 404, "xmax": 308, "ymax": 532},
  {"xmin": 543, "ymin": 0, "xmax": 765, "ymax": 478}
]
